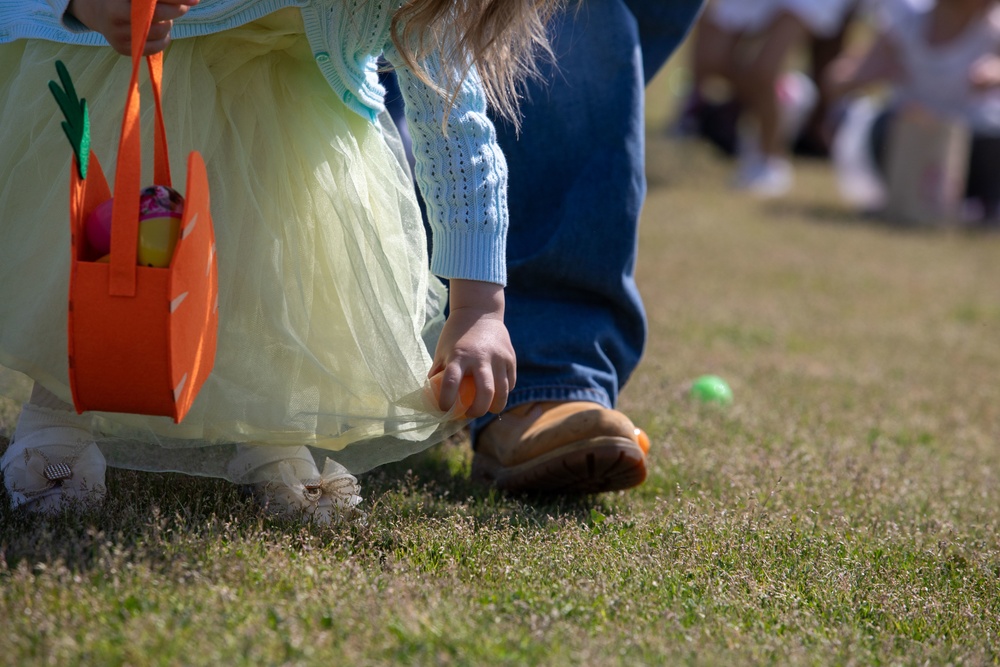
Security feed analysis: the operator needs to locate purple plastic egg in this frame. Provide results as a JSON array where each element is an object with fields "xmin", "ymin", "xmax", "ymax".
[
  {"xmin": 139, "ymin": 185, "xmax": 184, "ymax": 221},
  {"xmin": 84, "ymin": 186, "xmax": 184, "ymax": 263}
]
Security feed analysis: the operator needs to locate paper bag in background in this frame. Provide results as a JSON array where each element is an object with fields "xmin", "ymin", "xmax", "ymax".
[{"xmin": 884, "ymin": 107, "xmax": 971, "ymax": 227}]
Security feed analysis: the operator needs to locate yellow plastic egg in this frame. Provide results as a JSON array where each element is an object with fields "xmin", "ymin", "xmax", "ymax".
[{"xmin": 137, "ymin": 215, "xmax": 181, "ymax": 268}]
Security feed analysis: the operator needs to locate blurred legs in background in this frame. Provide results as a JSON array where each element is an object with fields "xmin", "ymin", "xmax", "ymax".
[{"xmin": 679, "ymin": 0, "xmax": 859, "ymax": 197}]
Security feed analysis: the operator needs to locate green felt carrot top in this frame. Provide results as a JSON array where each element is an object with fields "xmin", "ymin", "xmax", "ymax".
[{"xmin": 48, "ymin": 60, "xmax": 90, "ymax": 180}]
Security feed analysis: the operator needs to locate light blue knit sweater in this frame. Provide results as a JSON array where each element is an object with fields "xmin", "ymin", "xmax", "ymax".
[{"xmin": 0, "ymin": 0, "xmax": 509, "ymax": 285}]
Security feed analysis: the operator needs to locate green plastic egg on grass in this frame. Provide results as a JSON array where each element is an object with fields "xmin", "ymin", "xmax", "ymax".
[{"xmin": 690, "ymin": 375, "xmax": 733, "ymax": 405}]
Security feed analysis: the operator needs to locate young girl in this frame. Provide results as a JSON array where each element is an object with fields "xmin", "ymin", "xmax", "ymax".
[
  {"xmin": 826, "ymin": 0, "xmax": 1000, "ymax": 221},
  {"xmin": 0, "ymin": 0, "xmax": 560, "ymax": 521}
]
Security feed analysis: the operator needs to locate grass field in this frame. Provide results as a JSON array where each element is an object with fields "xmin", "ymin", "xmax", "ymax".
[{"xmin": 3, "ymin": 70, "xmax": 1000, "ymax": 666}]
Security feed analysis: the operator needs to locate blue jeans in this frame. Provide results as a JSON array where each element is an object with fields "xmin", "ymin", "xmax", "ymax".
[{"xmin": 469, "ymin": 0, "xmax": 705, "ymax": 440}]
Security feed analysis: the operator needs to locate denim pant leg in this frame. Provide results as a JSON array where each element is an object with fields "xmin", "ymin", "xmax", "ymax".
[
  {"xmin": 626, "ymin": 0, "xmax": 707, "ymax": 85},
  {"xmin": 470, "ymin": 0, "xmax": 704, "ymax": 441}
]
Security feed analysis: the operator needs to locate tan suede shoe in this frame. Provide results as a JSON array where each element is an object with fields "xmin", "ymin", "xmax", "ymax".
[{"xmin": 472, "ymin": 401, "xmax": 648, "ymax": 494}]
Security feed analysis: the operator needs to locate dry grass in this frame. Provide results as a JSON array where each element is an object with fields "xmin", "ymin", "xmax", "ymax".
[{"xmin": 2, "ymin": 70, "xmax": 1000, "ymax": 666}]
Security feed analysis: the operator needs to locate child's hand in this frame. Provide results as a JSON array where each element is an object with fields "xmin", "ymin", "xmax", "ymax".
[
  {"xmin": 430, "ymin": 279, "xmax": 516, "ymax": 419},
  {"xmin": 67, "ymin": 0, "xmax": 199, "ymax": 56}
]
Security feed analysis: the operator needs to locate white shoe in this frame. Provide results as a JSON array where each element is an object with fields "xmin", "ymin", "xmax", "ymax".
[
  {"xmin": 776, "ymin": 70, "xmax": 818, "ymax": 144},
  {"xmin": 228, "ymin": 445, "xmax": 363, "ymax": 525},
  {"xmin": 1, "ymin": 403, "xmax": 106, "ymax": 512},
  {"xmin": 831, "ymin": 96, "xmax": 887, "ymax": 210},
  {"xmin": 735, "ymin": 156, "xmax": 793, "ymax": 199}
]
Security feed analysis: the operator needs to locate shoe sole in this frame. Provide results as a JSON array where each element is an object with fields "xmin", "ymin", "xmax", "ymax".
[{"xmin": 471, "ymin": 436, "xmax": 647, "ymax": 495}]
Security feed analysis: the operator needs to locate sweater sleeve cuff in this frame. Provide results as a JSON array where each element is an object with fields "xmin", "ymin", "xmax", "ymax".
[{"xmin": 430, "ymin": 228, "xmax": 507, "ymax": 286}]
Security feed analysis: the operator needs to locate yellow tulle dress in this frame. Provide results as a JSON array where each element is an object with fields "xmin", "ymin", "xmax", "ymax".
[{"xmin": 0, "ymin": 10, "xmax": 460, "ymax": 480}]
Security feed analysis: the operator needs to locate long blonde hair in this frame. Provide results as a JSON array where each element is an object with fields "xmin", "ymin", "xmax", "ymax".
[{"xmin": 389, "ymin": 0, "xmax": 565, "ymax": 127}]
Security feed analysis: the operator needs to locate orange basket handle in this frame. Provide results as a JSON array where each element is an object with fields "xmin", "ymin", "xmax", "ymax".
[{"xmin": 108, "ymin": 0, "xmax": 173, "ymax": 297}]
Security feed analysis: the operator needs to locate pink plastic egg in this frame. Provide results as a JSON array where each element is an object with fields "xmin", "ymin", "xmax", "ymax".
[
  {"xmin": 83, "ymin": 186, "xmax": 185, "ymax": 266},
  {"xmin": 85, "ymin": 198, "xmax": 115, "ymax": 257}
]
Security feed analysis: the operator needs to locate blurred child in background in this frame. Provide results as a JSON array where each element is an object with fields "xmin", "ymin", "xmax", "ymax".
[
  {"xmin": 687, "ymin": 0, "xmax": 857, "ymax": 197},
  {"xmin": 827, "ymin": 0, "xmax": 1000, "ymax": 224}
]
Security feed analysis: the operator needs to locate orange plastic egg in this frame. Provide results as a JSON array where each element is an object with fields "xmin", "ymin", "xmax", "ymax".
[
  {"xmin": 429, "ymin": 372, "xmax": 477, "ymax": 419},
  {"xmin": 634, "ymin": 427, "xmax": 650, "ymax": 455}
]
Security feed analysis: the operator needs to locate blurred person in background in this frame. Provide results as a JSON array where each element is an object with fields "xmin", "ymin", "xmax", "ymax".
[
  {"xmin": 682, "ymin": 0, "xmax": 857, "ymax": 197},
  {"xmin": 793, "ymin": 3, "xmax": 864, "ymax": 157},
  {"xmin": 826, "ymin": 0, "xmax": 1000, "ymax": 225}
]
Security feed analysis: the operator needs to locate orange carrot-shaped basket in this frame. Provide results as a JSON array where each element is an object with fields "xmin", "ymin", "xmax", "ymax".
[{"xmin": 52, "ymin": 0, "xmax": 218, "ymax": 423}]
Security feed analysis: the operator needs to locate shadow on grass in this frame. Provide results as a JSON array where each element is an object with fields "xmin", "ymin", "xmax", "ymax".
[
  {"xmin": 764, "ymin": 200, "xmax": 1000, "ymax": 238},
  {"xmin": 362, "ymin": 435, "xmax": 619, "ymax": 527},
  {"xmin": 0, "ymin": 434, "xmax": 620, "ymax": 574},
  {"xmin": 0, "ymin": 446, "xmax": 254, "ymax": 573},
  {"xmin": 762, "ymin": 200, "xmax": 892, "ymax": 229}
]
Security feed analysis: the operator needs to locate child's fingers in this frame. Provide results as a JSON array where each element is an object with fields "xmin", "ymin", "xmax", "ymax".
[
  {"xmin": 487, "ymin": 390, "xmax": 507, "ymax": 415},
  {"xmin": 141, "ymin": 3, "xmax": 195, "ymax": 55},
  {"xmin": 143, "ymin": 21, "xmax": 173, "ymax": 54},
  {"xmin": 148, "ymin": 23, "xmax": 171, "ymax": 41},
  {"xmin": 487, "ymin": 359, "xmax": 515, "ymax": 414},
  {"xmin": 465, "ymin": 372, "xmax": 495, "ymax": 419},
  {"xmin": 434, "ymin": 366, "xmax": 490, "ymax": 419},
  {"xmin": 432, "ymin": 369, "xmax": 462, "ymax": 413},
  {"xmin": 430, "ymin": 358, "xmax": 515, "ymax": 418},
  {"xmin": 153, "ymin": 2, "xmax": 196, "ymax": 24},
  {"xmin": 504, "ymin": 358, "xmax": 516, "ymax": 407}
]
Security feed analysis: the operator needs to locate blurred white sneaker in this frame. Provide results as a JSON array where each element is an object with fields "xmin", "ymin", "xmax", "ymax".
[
  {"xmin": 1, "ymin": 403, "xmax": 106, "ymax": 512},
  {"xmin": 777, "ymin": 70, "xmax": 818, "ymax": 144},
  {"xmin": 831, "ymin": 96, "xmax": 887, "ymax": 210},
  {"xmin": 735, "ymin": 156, "xmax": 794, "ymax": 199}
]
